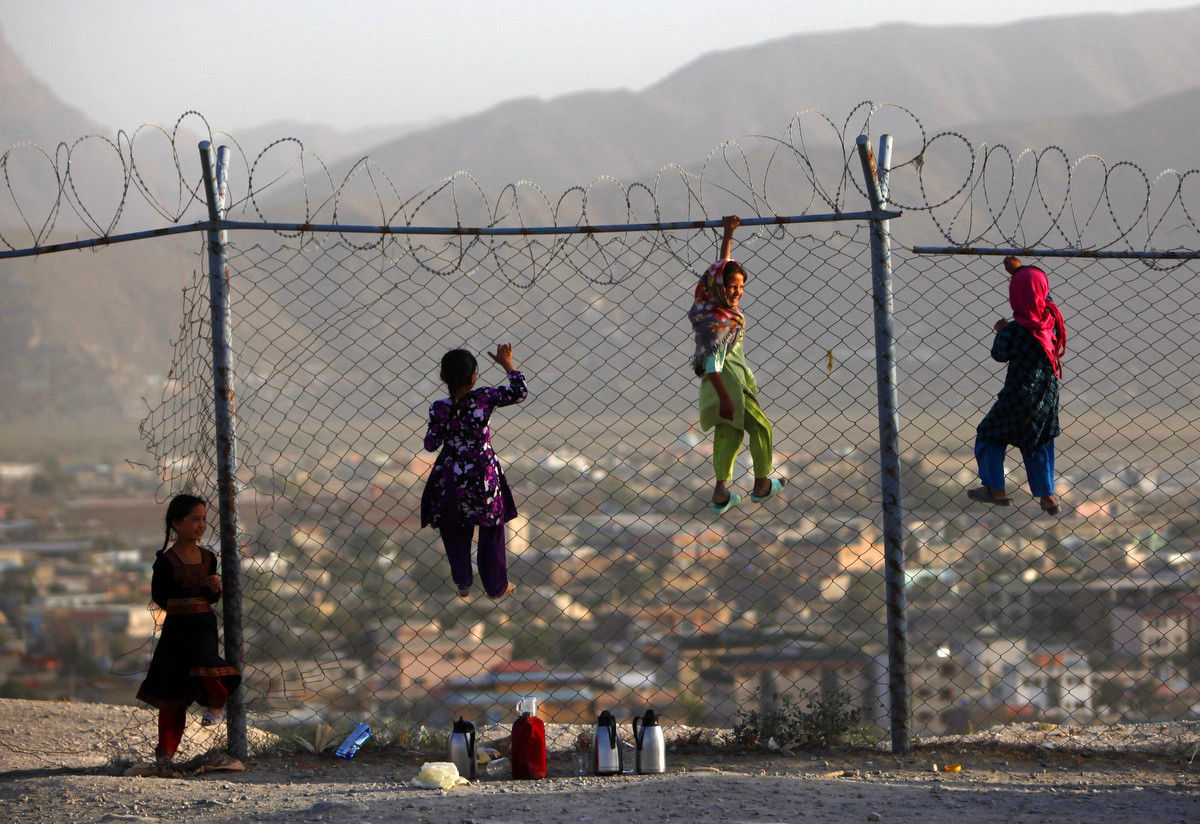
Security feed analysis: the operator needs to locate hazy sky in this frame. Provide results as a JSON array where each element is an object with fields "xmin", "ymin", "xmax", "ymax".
[{"xmin": 5, "ymin": 0, "xmax": 1198, "ymax": 132}]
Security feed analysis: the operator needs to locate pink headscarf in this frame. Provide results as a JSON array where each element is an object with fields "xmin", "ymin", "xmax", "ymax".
[
  {"xmin": 1010, "ymin": 265, "xmax": 1066, "ymax": 378},
  {"xmin": 688, "ymin": 258, "xmax": 746, "ymax": 376}
]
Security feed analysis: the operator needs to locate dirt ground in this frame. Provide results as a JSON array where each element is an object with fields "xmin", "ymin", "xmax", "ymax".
[{"xmin": 1, "ymin": 699, "xmax": 1198, "ymax": 824}]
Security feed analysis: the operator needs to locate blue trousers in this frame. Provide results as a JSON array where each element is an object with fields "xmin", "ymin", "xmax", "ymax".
[{"xmin": 974, "ymin": 436, "xmax": 1055, "ymax": 498}]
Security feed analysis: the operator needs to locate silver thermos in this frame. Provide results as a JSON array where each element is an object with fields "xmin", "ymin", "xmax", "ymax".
[
  {"xmin": 633, "ymin": 709, "xmax": 665, "ymax": 774},
  {"xmin": 448, "ymin": 716, "xmax": 476, "ymax": 780},
  {"xmin": 592, "ymin": 709, "xmax": 621, "ymax": 775}
]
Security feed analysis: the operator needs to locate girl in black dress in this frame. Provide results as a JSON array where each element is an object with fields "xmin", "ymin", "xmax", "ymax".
[{"xmin": 136, "ymin": 494, "xmax": 240, "ymax": 764}]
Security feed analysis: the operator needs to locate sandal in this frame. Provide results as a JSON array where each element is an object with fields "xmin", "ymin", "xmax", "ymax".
[
  {"xmin": 967, "ymin": 487, "xmax": 1011, "ymax": 506},
  {"xmin": 750, "ymin": 478, "xmax": 787, "ymax": 503},
  {"xmin": 1039, "ymin": 498, "xmax": 1061, "ymax": 516},
  {"xmin": 200, "ymin": 709, "xmax": 223, "ymax": 727},
  {"xmin": 710, "ymin": 492, "xmax": 742, "ymax": 515}
]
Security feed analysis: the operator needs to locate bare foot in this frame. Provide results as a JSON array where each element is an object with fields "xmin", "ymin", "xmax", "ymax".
[
  {"xmin": 489, "ymin": 583, "xmax": 516, "ymax": 600},
  {"xmin": 457, "ymin": 588, "xmax": 470, "ymax": 598},
  {"xmin": 712, "ymin": 481, "xmax": 731, "ymax": 506},
  {"xmin": 751, "ymin": 477, "xmax": 787, "ymax": 497}
]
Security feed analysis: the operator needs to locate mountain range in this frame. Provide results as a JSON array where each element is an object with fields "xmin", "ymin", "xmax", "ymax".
[{"xmin": 2, "ymin": 7, "xmax": 1200, "ymax": 450}]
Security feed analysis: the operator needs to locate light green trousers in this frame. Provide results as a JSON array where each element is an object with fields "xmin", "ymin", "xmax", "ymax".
[{"xmin": 712, "ymin": 393, "xmax": 774, "ymax": 482}]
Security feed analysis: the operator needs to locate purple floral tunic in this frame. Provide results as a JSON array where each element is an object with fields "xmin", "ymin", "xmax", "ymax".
[{"xmin": 420, "ymin": 370, "xmax": 528, "ymax": 528}]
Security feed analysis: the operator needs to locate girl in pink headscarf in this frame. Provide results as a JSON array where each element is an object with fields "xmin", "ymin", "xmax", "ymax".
[{"xmin": 968, "ymin": 257, "xmax": 1067, "ymax": 515}]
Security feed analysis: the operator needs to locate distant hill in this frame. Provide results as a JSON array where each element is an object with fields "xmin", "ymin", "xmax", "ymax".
[
  {"xmin": 225, "ymin": 118, "xmax": 441, "ymax": 166},
  {"xmin": 0, "ymin": 25, "xmax": 99, "ymax": 149},
  {"xmin": 951, "ymin": 84, "xmax": 1200, "ymax": 177},
  {"xmin": 4, "ymin": 7, "xmax": 1200, "ymax": 437},
  {"xmin": 0, "ymin": 235, "xmax": 198, "ymax": 426},
  {"xmin": 874, "ymin": 84, "xmax": 1200, "ymax": 251},
  {"xmin": 310, "ymin": 6, "xmax": 1200, "ymax": 198}
]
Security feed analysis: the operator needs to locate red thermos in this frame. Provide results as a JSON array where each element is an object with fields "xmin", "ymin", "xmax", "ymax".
[{"xmin": 510, "ymin": 696, "xmax": 546, "ymax": 779}]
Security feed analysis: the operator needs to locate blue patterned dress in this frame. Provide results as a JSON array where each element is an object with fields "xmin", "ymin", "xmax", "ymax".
[{"xmin": 420, "ymin": 370, "xmax": 528, "ymax": 528}]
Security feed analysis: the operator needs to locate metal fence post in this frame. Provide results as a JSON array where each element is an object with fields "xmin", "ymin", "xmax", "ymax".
[
  {"xmin": 199, "ymin": 141, "xmax": 247, "ymax": 759},
  {"xmin": 856, "ymin": 134, "xmax": 911, "ymax": 754}
]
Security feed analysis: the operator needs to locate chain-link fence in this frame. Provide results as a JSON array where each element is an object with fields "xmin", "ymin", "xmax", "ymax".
[{"xmin": 3, "ymin": 106, "xmax": 1200, "ymax": 765}]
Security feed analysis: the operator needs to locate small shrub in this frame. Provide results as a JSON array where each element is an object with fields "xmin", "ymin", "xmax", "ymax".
[
  {"xmin": 248, "ymin": 730, "xmax": 287, "ymax": 758},
  {"xmin": 0, "ymin": 679, "xmax": 42, "ymax": 700},
  {"xmin": 386, "ymin": 722, "xmax": 448, "ymax": 753},
  {"xmin": 293, "ymin": 722, "xmax": 337, "ymax": 754},
  {"xmin": 731, "ymin": 690, "xmax": 864, "ymax": 751},
  {"xmin": 344, "ymin": 718, "xmax": 430, "ymax": 752},
  {"xmin": 666, "ymin": 727, "xmax": 723, "ymax": 753},
  {"xmin": 250, "ymin": 718, "xmax": 448, "ymax": 758},
  {"xmin": 677, "ymin": 691, "xmax": 709, "ymax": 726}
]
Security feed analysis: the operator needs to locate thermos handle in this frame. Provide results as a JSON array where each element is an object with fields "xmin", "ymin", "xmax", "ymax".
[
  {"xmin": 633, "ymin": 717, "xmax": 643, "ymax": 750},
  {"xmin": 606, "ymin": 718, "xmax": 617, "ymax": 749},
  {"xmin": 467, "ymin": 728, "xmax": 475, "ymax": 760}
]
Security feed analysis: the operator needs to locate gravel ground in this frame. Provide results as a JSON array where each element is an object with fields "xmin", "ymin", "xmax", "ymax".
[{"xmin": 1, "ymin": 699, "xmax": 1199, "ymax": 824}]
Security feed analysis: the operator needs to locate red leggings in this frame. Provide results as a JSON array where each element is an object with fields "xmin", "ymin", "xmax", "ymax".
[{"xmin": 156, "ymin": 676, "xmax": 229, "ymax": 759}]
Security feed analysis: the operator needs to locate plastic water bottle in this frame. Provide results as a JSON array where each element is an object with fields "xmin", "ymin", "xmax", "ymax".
[
  {"xmin": 484, "ymin": 756, "xmax": 510, "ymax": 777},
  {"xmin": 335, "ymin": 722, "xmax": 371, "ymax": 759}
]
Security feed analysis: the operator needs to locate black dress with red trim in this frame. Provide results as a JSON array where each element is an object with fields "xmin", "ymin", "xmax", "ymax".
[{"xmin": 136, "ymin": 546, "xmax": 240, "ymax": 710}]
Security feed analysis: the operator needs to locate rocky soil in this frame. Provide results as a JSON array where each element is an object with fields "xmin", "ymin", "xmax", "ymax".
[{"xmin": 1, "ymin": 699, "xmax": 1199, "ymax": 824}]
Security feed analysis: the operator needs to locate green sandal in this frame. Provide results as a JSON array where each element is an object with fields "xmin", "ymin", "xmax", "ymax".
[
  {"xmin": 710, "ymin": 492, "xmax": 742, "ymax": 515},
  {"xmin": 751, "ymin": 478, "xmax": 786, "ymax": 503}
]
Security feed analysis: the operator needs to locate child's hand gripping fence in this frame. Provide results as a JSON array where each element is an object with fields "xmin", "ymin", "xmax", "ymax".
[{"xmin": 2, "ymin": 104, "xmax": 1200, "ymax": 766}]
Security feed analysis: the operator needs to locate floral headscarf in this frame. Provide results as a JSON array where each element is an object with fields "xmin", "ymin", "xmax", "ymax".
[
  {"xmin": 1010, "ymin": 265, "xmax": 1067, "ymax": 378},
  {"xmin": 688, "ymin": 258, "xmax": 745, "ymax": 376}
]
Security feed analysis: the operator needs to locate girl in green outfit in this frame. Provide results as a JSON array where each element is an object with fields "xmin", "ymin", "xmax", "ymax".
[{"xmin": 688, "ymin": 215, "xmax": 787, "ymax": 514}]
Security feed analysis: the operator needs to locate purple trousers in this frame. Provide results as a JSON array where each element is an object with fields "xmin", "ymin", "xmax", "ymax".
[{"xmin": 440, "ymin": 520, "xmax": 509, "ymax": 597}]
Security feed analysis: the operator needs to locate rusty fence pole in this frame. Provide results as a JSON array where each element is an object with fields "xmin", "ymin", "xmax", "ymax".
[
  {"xmin": 199, "ymin": 141, "xmax": 247, "ymax": 758},
  {"xmin": 856, "ymin": 134, "xmax": 911, "ymax": 754}
]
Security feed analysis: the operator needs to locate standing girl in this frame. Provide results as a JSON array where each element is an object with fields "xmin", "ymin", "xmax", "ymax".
[
  {"xmin": 136, "ymin": 494, "xmax": 240, "ymax": 765},
  {"xmin": 969, "ymin": 256, "xmax": 1067, "ymax": 515},
  {"xmin": 689, "ymin": 214, "xmax": 786, "ymax": 514},
  {"xmin": 421, "ymin": 344, "xmax": 528, "ymax": 598}
]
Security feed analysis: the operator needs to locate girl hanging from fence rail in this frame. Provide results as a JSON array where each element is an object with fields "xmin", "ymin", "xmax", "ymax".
[
  {"xmin": 968, "ymin": 256, "xmax": 1067, "ymax": 515},
  {"xmin": 136, "ymin": 494, "xmax": 240, "ymax": 769},
  {"xmin": 421, "ymin": 344, "xmax": 528, "ymax": 598},
  {"xmin": 689, "ymin": 214, "xmax": 787, "ymax": 515}
]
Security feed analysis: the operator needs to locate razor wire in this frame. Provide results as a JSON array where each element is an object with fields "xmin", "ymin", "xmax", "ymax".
[
  {"xmin": 0, "ymin": 104, "xmax": 1198, "ymax": 767},
  {"xmin": 3, "ymin": 103, "xmax": 1200, "ymax": 258}
]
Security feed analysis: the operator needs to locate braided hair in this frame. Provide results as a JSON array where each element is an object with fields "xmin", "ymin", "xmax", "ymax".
[
  {"xmin": 440, "ymin": 349, "xmax": 478, "ymax": 399},
  {"xmin": 161, "ymin": 493, "xmax": 207, "ymax": 554}
]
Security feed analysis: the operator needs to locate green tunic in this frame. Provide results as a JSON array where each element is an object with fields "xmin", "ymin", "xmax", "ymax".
[{"xmin": 699, "ymin": 336, "xmax": 758, "ymax": 431}]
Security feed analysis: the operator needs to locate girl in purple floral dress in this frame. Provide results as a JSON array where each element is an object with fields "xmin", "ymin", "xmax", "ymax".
[{"xmin": 421, "ymin": 344, "xmax": 528, "ymax": 598}]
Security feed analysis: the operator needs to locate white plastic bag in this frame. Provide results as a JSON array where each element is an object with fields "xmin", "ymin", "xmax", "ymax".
[{"xmin": 412, "ymin": 761, "xmax": 469, "ymax": 789}]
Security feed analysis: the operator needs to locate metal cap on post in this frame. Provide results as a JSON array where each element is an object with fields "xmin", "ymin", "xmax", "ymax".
[
  {"xmin": 856, "ymin": 133, "xmax": 911, "ymax": 755},
  {"xmin": 198, "ymin": 141, "xmax": 247, "ymax": 759}
]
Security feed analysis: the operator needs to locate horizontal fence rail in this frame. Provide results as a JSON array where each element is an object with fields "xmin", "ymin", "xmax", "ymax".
[
  {"xmin": 0, "ymin": 212, "xmax": 902, "ymax": 260},
  {"xmin": 914, "ymin": 246, "xmax": 1200, "ymax": 260}
]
